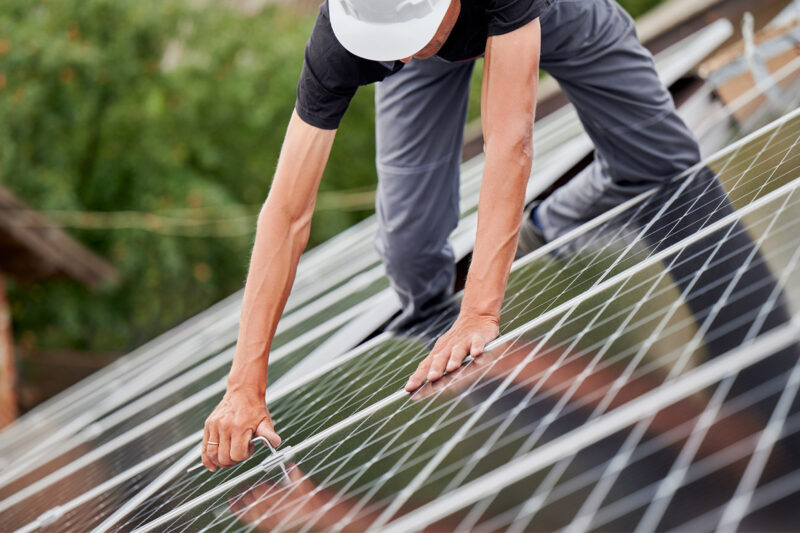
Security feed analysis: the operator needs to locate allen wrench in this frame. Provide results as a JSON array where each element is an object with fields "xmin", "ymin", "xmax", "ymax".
[{"xmin": 187, "ymin": 436, "xmax": 292, "ymax": 483}]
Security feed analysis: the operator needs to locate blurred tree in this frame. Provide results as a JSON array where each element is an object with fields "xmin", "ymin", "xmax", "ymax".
[{"xmin": 0, "ymin": 0, "xmax": 376, "ymax": 361}]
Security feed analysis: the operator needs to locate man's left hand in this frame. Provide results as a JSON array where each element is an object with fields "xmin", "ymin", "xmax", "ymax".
[{"xmin": 404, "ymin": 312, "xmax": 500, "ymax": 392}]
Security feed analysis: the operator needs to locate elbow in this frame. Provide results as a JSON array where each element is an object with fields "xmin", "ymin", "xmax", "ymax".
[
  {"xmin": 487, "ymin": 127, "xmax": 533, "ymax": 170},
  {"xmin": 258, "ymin": 197, "xmax": 314, "ymax": 241}
]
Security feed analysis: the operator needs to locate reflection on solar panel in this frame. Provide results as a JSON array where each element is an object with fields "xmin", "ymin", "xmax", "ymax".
[{"xmin": 2, "ymin": 27, "xmax": 800, "ymax": 533}]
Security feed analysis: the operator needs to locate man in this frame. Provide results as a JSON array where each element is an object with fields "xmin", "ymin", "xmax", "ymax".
[{"xmin": 201, "ymin": 0, "xmax": 706, "ymax": 472}]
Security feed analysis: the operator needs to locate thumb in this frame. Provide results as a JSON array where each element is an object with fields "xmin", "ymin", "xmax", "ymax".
[{"xmin": 256, "ymin": 418, "xmax": 282, "ymax": 448}]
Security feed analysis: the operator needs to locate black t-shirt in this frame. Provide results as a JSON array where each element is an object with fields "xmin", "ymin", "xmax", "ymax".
[{"xmin": 296, "ymin": 0, "xmax": 556, "ymax": 130}]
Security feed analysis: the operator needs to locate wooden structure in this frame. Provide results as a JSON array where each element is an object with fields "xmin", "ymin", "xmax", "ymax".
[
  {"xmin": 0, "ymin": 185, "xmax": 118, "ymax": 428},
  {"xmin": 700, "ymin": 19, "xmax": 800, "ymax": 124}
]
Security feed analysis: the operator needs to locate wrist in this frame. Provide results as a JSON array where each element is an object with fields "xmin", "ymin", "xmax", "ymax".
[
  {"xmin": 459, "ymin": 300, "xmax": 501, "ymax": 324},
  {"xmin": 226, "ymin": 376, "xmax": 266, "ymax": 400},
  {"xmin": 461, "ymin": 283, "xmax": 502, "ymax": 321}
]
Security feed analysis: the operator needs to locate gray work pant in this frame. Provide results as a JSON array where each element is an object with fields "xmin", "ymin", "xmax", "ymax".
[{"xmin": 374, "ymin": 0, "xmax": 701, "ymax": 324}]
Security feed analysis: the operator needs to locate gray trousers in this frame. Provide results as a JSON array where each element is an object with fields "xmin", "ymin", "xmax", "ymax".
[{"xmin": 374, "ymin": 0, "xmax": 702, "ymax": 324}]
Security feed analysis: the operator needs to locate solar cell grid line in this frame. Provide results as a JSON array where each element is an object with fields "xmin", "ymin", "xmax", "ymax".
[
  {"xmin": 13, "ymin": 435, "xmax": 201, "ymax": 533},
  {"xmin": 559, "ymin": 150, "xmax": 799, "ymax": 533},
  {"xmin": 0, "ymin": 329, "xmax": 398, "ymax": 527},
  {"xmin": 716, "ymin": 358, "xmax": 800, "ymax": 533},
  {"xmin": 117, "ymin": 165, "xmax": 800, "ymax": 528},
  {"xmin": 497, "ymin": 182, "xmax": 796, "ymax": 369},
  {"xmin": 115, "ymin": 282, "xmax": 604, "ymax": 528},
  {"xmin": 666, "ymin": 455, "xmax": 800, "ymax": 532},
  {"xmin": 467, "ymin": 383, "xmax": 800, "ymax": 533},
  {"xmin": 90, "ymin": 443, "xmax": 203, "ymax": 533},
  {"xmin": 578, "ymin": 416, "xmax": 800, "ymax": 533},
  {"xmin": 576, "ymin": 163, "xmax": 800, "ymax": 530},
  {"xmin": 1, "ymin": 432, "xmax": 202, "ymax": 532},
  {"xmin": 633, "ymin": 240, "xmax": 800, "ymax": 533},
  {"xmin": 379, "ymin": 317, "xmax": 800, "ymax": 533},
  {"xmin": 82, "ymin": 331, "xmax": 396, "ymax": 530},
  {"xmin": 449, "ymin": 200, "xmax": 706, "ymax": 530},
  {"xmin": 342, "ymin": 286, "xmax": 792, "ymax": 532}
]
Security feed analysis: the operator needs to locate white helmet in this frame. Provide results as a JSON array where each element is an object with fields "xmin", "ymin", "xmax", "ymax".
[{"xmin": 329, "ymin": 0, "xmax": 451, "ymax": 62}]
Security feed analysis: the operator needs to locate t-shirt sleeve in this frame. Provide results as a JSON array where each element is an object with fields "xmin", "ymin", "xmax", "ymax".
[
  {"xmin": 296, "ymin": 4, "xmax": 401, "ymax": 130},
  {"xmin": 486, "ymin": 0, "xmax": 556, "ymax": 37}
]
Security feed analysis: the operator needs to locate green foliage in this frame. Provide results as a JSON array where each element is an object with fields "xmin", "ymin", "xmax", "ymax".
[{"xmin": 0, "ymin": 0, "xmax": 376, "ymax": 353}]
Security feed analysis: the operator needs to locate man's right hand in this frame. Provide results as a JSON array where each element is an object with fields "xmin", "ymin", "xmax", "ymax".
[{"xmin": 202, "ymin": 388, "xmax": 281, "ymax": 472}]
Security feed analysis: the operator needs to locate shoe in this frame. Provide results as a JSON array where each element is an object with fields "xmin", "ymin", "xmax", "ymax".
[{"xmin": 517, "ymin": 201, "xmax": 547, "ymax": 257}]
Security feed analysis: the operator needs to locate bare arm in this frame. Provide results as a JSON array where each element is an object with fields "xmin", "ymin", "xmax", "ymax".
[
  {"xmin": 406, "ymin": 19, "xmax": 540, "ymax": 391},
  {"xmin": 203, "ymin": 110, "xmax": 336, "ymax": 471},
  {"xmin": 465, "ymin": 18, "xmax": 539, "ymax": 318}
]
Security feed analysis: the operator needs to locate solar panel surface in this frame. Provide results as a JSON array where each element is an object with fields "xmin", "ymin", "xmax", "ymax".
[{"xmin": 100, "ymin": 108, "xmax": 800, "ymax": 533}]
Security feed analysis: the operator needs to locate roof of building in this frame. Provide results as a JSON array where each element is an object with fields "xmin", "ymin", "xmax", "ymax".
[{"xmin": 0, "ymin": 185, "xmax": 118, "ymax": 288}]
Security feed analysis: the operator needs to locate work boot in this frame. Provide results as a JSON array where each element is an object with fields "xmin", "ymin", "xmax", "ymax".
[{"xmin": 517, "ymin": 201, "xmax": 547, "ymax": 257}]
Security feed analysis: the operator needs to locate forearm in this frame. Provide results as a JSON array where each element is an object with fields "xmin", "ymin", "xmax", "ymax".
[
  {"xmin": 227, "ymin": 204, "xmax": 311, "ymax": 395},
  {"xmin": 227, "ymin": 110, "xmax": 335, "ymax": 396},
  {"xmin": 463, "ymin": 20, "xmax": 539, "ymax": 320},
  {"xmin": 461, "ymin": 142, "xmax": 532, "ymax": 319}
]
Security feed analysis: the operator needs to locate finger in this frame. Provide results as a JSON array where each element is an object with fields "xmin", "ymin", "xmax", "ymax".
[
  {"xmin": 230, "ymin": 428, "xmax": 253, "ymax": 462},
  {"xmin": 444, "ymin": 343, "xmax": 469, "ymax": 374},
  {"xmin": 405, "ymin": 357, "xmax": 432, "ymax": 392},
  {"xmin": 427, "ymin": 347, "xmax": 454, "ymax": 382},
  {"xmin": 469, "ymin": 334, "xmax": 486, "ymax": 358},
  {"xmin": 204, "ymin": 424, "xmax": 221, "ymax": 472},
  {"xmin": 256, "ymin": 418, "xmax": 282, "ymax": 448},
  {"xmin": 218, "ymin": 431, "xmax": 234, "ymax": 468}
]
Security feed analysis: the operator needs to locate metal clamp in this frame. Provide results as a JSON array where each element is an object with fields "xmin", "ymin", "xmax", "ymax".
[{"xmin": 186, "ymin": 436, "xmax": 289, "ymax": 475}]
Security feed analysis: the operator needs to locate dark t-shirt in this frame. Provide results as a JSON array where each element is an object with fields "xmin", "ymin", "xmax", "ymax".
[{"xmin": 296, "ymin": 0, "xmax": 556, "ymax": 130}]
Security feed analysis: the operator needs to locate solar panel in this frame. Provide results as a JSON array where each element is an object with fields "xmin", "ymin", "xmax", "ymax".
[
  {"xmin": 104, "ymin": 107, "xmax": 800, "ymax": 533},
  {"xmin": 2, "ymin": 20, "xmax": 798, "ymax": 533}
]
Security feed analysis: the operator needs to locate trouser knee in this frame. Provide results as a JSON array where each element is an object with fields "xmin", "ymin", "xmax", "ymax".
[{"xmin": 374, "ymin": 230, "xmax": 456, "ymax": 319}]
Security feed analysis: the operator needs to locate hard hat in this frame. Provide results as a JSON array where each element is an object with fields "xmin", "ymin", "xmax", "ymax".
[{"xmin": 329, "ymin": 0, "xmax": 451, "ymax": 62}]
